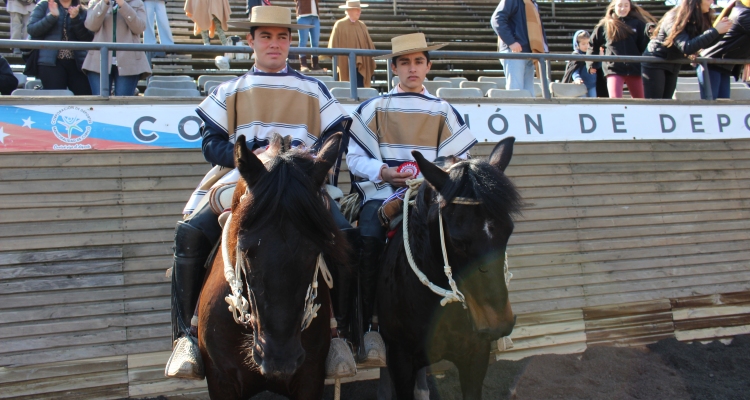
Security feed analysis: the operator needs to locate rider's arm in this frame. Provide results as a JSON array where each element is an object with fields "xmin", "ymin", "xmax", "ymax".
[
  {"xmin": 200, "ymin": 123, "xmax": 235, "ymax": 169},
  {"xmin": 347, "ymin": 144, "xmax": 386, "ymax": 183}
]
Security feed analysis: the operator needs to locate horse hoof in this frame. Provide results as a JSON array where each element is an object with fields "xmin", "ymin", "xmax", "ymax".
[
  {"xmin": 326, "ymin": 338, "xmax": 357, "ymax": 379},
  {"xmin": 360, "ymin": 331, "xmax": 387, "ymax": 368},
  {"xmin": 165, "ymin": 336, "xmax": 206, "ymax": 380}
]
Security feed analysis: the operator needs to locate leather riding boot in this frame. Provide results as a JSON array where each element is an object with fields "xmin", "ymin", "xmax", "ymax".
[
  {"xmin": 325, "ymin": 228, "xmax": 360, "ymax": 379},
  {"xmin": 311, "ymin": 55, "xmax": 323, "ymax": 71},
  {"xmin": 165, "ymin": 221, "xmax": 212, "ymax": 380},
  {"xmin": 332, "ymin": 228, "xmax": 361, "ymax": 339},
  {"xmin": 300, "ymin": 56, "xmax": 310, "ymax": 72},
  {"xmin": 360, "ymin": 236, "xmax": 384, "ymax": 331},
  {"xmin": 358, "ymin": 236, "xmax": 387, "ymax": 367}
]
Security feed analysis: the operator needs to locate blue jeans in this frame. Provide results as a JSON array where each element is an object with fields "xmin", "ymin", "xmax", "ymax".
[
  {"xmin": 586, "ymin": 86, "xmax": 597, "ymax": 98},
  {"xmin": 499, "ymin": 50, "xmax": 535, "ymax": 94},
  {"xmin": 87, "ymin": 67, "xmax": 140, "ymax": 96},
  {"xmin": 296, "ymin": 15, "xmax": 320, "ymax": 57},
  {"xmin": 143, "ymin": 0, "xmax": 174, "ymax": 46},
  {"xmin": 697, "ymin": 64, "xmax": 731, "ymax": 100}
]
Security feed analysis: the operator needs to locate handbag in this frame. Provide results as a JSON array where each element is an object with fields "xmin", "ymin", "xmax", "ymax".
[{"xmin": 22, "ymin": 49, "xmax": 39, "ymax": 77}]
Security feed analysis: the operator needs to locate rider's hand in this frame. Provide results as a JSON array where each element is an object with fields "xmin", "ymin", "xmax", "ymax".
[
  {"xmin": 380, "ymin": 166, "xmax": 413, "ymax": 188},
  {"xmin": 509, "ymin": 42, "xmax": 522, "ymax": 53},
  {"xmin": 715, "ymin": 18, "xmax": 732, "ymax": 35},
  {"xmin": 68, "ymin": 4, "xmax": 80, "ymax": 18},
  {"xmin": 48, "ymin": 1, "xmax": 60, "ymax": 17}
]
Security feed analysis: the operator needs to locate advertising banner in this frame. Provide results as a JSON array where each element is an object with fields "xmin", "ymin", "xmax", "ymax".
[{"xmin": 1, "ymin": 103, "xmax": 748, "ymax": 152}]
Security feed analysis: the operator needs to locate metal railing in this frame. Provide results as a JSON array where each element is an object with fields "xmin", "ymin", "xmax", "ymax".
[{"xmin": 2, "ymin": 39, "xmax": 749, "ymax": 101}]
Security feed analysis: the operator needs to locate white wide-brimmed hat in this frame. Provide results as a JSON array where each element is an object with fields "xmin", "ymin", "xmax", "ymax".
[
  {"xmin": 339, "ymin": 0, "xmax": 368, "ymax": 9},
  {"xmin": 228, "ymin": 6, "xmax": 313, "ymax": 30},
  {"xmin": 374, "ymin": 33, "xmax": 447, "ymax": 60}
]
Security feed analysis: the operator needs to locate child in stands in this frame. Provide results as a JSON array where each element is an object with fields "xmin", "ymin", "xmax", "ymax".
[{"xmin": 563, "ymin": 30, "xmax": 597, "ymax": 97}]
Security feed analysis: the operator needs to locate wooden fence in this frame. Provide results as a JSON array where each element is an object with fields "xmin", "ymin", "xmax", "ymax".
[{"xmin": 1, "ymin": 139, "xmax": 749, "ymax": 398}]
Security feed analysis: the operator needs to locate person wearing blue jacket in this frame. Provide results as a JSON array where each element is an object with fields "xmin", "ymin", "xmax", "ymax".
[
  {"xmin": 562, "ymin": 30, "xmax": 597, "ymax": 97},
  {"xmin": 491, "ymin": 0, "xmax": 549, "ymax": 93}
]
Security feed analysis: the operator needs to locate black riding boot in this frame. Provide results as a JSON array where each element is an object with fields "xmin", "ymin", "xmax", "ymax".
[
  {"xmin": 331, "ymin": 228, "xmax": 362, "ymax": 340},
  {"xmin": 171, "ymin": 221, "xmax": 213, "ymax": 343},
  {"xmin": 360, "ymin": 236, "xmax": 384, "ymax": 332}
]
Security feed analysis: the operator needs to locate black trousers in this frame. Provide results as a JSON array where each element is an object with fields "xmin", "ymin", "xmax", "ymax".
[
  {"xmin": 37, "ymin": 59, "xmax": 92, "ymax": 95},
  {"xmin": 359, "ymin": 199, "xmax": 386, "ymax": 240},
  {"xmin": 642, "ymin": 65, "xmax": 678, "ymax": 100}
]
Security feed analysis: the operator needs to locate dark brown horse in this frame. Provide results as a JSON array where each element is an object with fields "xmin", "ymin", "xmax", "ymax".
[
  {"xmin": 198, "ymin": 133, "xmax": 347, "ymax": 399},
  {"xmin": 378, "ymin": 137, "xmax": 521, "ymax": 399}
]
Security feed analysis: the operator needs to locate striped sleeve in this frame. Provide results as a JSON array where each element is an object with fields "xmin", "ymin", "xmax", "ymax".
[
  {"xmin": 437, "ymin": 103, "xmax": 477, "ymax": 158},
  {"xmin": 196, "ymin": 80, "xmax": 236, "ymax": 136}
]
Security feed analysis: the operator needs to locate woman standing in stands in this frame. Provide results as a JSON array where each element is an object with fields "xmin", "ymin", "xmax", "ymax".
[
  {"xmin": 587, "ymin": 0, "xmax": 655, "ymax": 98},
  {"xmin": 82, "ymin": 0, "xmax": 151, "ymax": 96},
  {"xmin": 698, "ymin": 0, "xmax": 750, "ymax": 99},
  {"xmin": 642, "ymin": 0, "xmax": 732, "ymax": 99},
  {"xmin": 27, "ymin": 0, "xmax": 93, "ymax": 95}
]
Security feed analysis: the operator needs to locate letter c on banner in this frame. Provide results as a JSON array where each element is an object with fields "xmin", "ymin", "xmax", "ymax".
[
  {"xmin": 178, "ymin": 116, "xmax": 203, "ymax": 141},
  {"xmin": 488, "ymin": 113, "xmax": 509, "ymax": 135},
  {"xmin": 133, "ymin": 116, "xmax": 159, "ymax": 142},
  {"xmin": 660, "ymin": 114, "xmax": 676, "ymax": 133},
  {"xmin": 579, "ymin": 114, "xmax": 596, "ymax": 134}
]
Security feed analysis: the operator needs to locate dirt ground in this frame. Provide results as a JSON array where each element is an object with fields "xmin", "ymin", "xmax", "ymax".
[{"xmin": 137, "ymin": 334, "xmax": 750, "ymax": 400}]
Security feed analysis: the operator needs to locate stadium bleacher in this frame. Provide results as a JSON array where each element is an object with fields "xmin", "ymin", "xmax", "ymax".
[{"xmin": 1, "ymin": 0, "xmax": 677, "ymax": 92}]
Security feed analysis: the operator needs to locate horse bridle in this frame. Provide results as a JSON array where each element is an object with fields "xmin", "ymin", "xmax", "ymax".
[
  {"xmin": 401, "ymin": 178, "xmax": 484, "ymax": 309},
  {"xmin": 222, "ymin": 212, "xmax": 333, "ymax": 332}
]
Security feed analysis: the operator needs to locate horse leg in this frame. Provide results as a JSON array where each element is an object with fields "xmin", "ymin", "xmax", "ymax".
[
  {"xmin": 385, "ymin": 345, "xmax": 417, "ymax": 400},
  {"xmin": 377, "ymin": 367, "xmax": 393, "ymax": 400},
  {"xmin": 455, "ymin": 341, "xmax": 491, "ymax": 400},
  {"xmin": 414, "ymin": 367, "xmax": 429, "ymax": 400}
]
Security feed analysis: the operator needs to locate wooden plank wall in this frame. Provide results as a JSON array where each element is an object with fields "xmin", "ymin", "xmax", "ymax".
[{"xmin": 1, "ymin": 139, "xmax": 750, "ymax": 398}]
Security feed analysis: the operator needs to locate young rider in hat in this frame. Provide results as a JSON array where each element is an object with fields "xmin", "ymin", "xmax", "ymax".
[
  {"xmin": 345, "ymin": 32, "xmax": 478, "ymax": 366},
  {"xmin": 165, "ymin": 5, "xmax": 357, "ymax": 380}
]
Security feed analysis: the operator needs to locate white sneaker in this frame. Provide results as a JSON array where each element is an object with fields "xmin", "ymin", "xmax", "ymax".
[
  {"xmin": 326, "ymin": 338, "xmax": 357, "ymax": 379},
  {"xmin": 360, "ymin": 331, "xmax": 387, "ymax": 368},
  {"xmin": 164, "ymin": 336, "xmax": 205, "ymax": 380}
]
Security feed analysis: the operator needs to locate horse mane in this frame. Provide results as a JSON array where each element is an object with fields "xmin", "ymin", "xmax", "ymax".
[
  {"xmin": 416, "ymin": 158, "xmax": 523, "ymax": 224},
  {"xmin": 230, "ymin": 148, "xmax": 348, "ymax": 266}
]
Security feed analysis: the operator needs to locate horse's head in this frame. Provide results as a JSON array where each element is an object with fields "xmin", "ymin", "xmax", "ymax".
[
  {"xmin": 413, "ymin": 137, "xmax": 520, "ymax": 340},
  {"xmin": 229, "ymin": 133, "xmax": 347, "ymax": 380}
]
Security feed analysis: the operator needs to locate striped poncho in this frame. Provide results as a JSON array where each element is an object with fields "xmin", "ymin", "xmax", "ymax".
[
  {"xmin": 346, "ymin": 87, "xmax": 477, "ymax": 203},
  {"xmin": 182, "ymin": 66, "xmax": 349, "ymax": 215}
]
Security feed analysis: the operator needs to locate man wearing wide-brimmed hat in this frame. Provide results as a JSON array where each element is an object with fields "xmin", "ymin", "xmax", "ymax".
[
  {"xmin": 165, "ymin": 5, "xmax": 358, "ymax": 381},
  {"xmin": 328, "ymin": 0, "xmax": 376, "ymax": 87},
  {"xmin": 345, "ymin": 32, "xmax": 477, "ymax": 367}
]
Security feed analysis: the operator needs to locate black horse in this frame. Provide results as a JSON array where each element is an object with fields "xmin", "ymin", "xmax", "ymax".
[
  {"xmin": 378, "ymin": 137, "xmax": 521, "ymax": 399},
  {"xmin": 198, "ymin": 133, "xmax": 348, "ymax": 399}
]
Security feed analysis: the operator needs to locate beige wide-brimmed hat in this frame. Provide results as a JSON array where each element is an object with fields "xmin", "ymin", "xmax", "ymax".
[
  {"xmin": 374, "ymin": 33, "xmax": 448, "ymax": 60},
  {"xmin": 228, "ymin": 6, "xmax": 313, "ymax": 30},
  {"xmin": 339, "ymin": 0, "xmax": 368, "ymax": 8}
]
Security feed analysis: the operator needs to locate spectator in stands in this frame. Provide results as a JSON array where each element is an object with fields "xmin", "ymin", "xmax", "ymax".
[
  {"xmin": 587, "ymin": 0, "xmax": 655, "ymax": 99},
  {"xmin": 27, "ymin": 0, "xmax": 93, "ymax": 95},
  {"xmin": 0, "ymin": 55, "xmax": 19, "ymax": 95},
  {"xmin": 6, "ymin": 0, "xmax": 37, "ymax": 54},
  {"xmin": 185, "ymin": 0, "xmax": 230, "ymax": 45},
  {"xmin": 295, "ymin": 0, "xmax": 322, "ymax": 71},
  {"xmin": 83, "ymin": 0, "xmax": 152, "ymax": 96},
  {"xmin": 491, "ymin": 0, "xmax": 549, "ymax": 93},
  {"xmin": 563, "ymin": 30, "xmax": 597, "ymax": 97},
  {"xmin": 143, "ymin": 0, "xmax": 174, "ymax": 58},
  {"xmin": 642, "ymin": 0, "xmax": 731, "ymax": 99},
  {"xmin": 246, "ymin": 0, "xmax": 269, "ymax": 17},
  {"xmin": 328, "ymin": 0, "xmax": 376, "ymax": 87},
  {"xmin": 698, "ymin": 0, "xmax": 750, "ymax": 99}
]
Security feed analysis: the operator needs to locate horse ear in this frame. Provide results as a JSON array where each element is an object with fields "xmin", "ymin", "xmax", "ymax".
[
  {"xmin": 413, "ymin": 150, "xmax": 449, "ymax": 192},
  {"xmin": 312, "ymin": 132, "xmax": 343, "ymax": 187},
  {"xmin": 235, "ymin": 135, "xmax": 267, "ymax": 187},
  {"xmin": 488, "ymin": 136, "xmax": 515, "ymax": 173}
]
